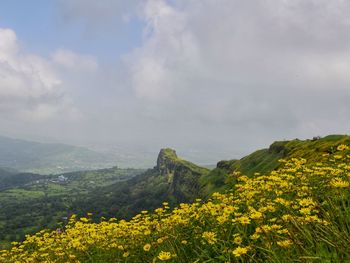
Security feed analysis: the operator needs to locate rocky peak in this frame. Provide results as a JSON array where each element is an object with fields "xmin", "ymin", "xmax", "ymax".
[{"xmin": 156, "ymin": 148, "xmax": 178, "ymax": 175}]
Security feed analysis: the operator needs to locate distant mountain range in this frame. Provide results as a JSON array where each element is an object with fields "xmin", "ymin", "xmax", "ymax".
[{"xmin": 0, "ymin": 136, "xmax": 118, "ymax": 174}]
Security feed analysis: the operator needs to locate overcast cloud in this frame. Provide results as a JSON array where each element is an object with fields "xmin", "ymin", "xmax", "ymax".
[{"xmin": 1, "ymin": 0, "xmax": 350, "ymax": 164}]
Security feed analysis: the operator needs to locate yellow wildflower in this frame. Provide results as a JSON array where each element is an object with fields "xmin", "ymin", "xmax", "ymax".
[
  {"xmin": 202, "ymin": 231, "xmax": 217, "ymax": 245},
  {"xmin": 158, "ymin": 251, "xmax": 172, "ymax": 261},
  {"xmin": 337, "ymin": 144, "xmax": 349, "ymax": 151},
  {"xmin": 232, "ymin": 246, "xmax": 249, "ymax": 257},
  {"xmin": 330, "ymin": 178, "xmax": 349, "ymax": 188},
  {"xmin": 143, "ymin": 243, "xmax": 151, "ymax": 252},
  {"xmin": 237, "ymin": 216, "xmax": 251, "ymax": 225},
  {"xmin": 234, "ymin": 236, "xmax": 242, "ymax": 245},
  {"xmin": 277, "ymin": 239, "xmax": 293, "ymax": 248}
]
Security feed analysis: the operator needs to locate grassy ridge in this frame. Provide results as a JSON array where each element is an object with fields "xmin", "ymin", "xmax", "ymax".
[{"xmin": 200, "ymin": 135, "xmax": 350, "ymax": 195}]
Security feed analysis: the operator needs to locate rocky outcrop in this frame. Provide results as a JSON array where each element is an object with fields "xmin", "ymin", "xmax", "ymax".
[
  {"xmin": 156, "ymin": 148, "xmax": 178, "ymax": 176},
  {"xmin": 155, "ymin": 148, "xmax": 209, "ymax": 202}
]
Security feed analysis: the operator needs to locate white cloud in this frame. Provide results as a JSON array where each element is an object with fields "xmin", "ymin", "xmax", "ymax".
[
  {"xmin": 0, "ymin": 28, "xmax": 82, "ymax": 122},
  {"xmin": 4, "ymin": 0, "xmax": 350, "ymax": 162},
  {"xmin": 52, "ymin": 49, "xmax": 98, "ymax": 72},
  {"xmin": 126, "ymin": 0, "xmax": 200, "ymax": 100},
  {"xmin": 0, "ymin": 28, "xmax": 18, "ymax": 59},
  {"xmin": 125, "ymin": 0, "xmax": 350, "ymax": 139}
]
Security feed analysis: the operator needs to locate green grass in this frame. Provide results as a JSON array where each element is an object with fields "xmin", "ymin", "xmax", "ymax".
[{"xmin": 200, "ymin": 134, "xmax": 350, "ymax": 196}]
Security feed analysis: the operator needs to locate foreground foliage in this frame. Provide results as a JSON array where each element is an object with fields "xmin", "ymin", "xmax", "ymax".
[{"xmin": 2, "ymin": 145, "xmax": 350, "ymax": 262}]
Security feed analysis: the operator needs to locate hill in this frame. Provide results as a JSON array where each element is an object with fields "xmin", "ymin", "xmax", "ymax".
[
  {"xmin": 2, "ymin": 135, "xmax": 350, "ymax": 262},
  {"xmin": 0, "ymin": 136, "xmax": 118, "ymax": 174},
  {"xmin": 0, "ymin": 148, "xmax": 208, "ymax": 245},
  {"xmin": 71, "ymin": 148, "xmax": 210, "ymax": 219},
  {"xmin": 201, "ymin": 134, "xmax": 350, "ymax": 194}
]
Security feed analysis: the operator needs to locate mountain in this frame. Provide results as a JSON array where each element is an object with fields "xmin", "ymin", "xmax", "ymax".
[
  {"xmin": 0, "ymin": 136, "xmax": 118, "ymax": 174},
  {"xmin": 72, "ymin": 148, "xmax": 210, "ymax": 219}
]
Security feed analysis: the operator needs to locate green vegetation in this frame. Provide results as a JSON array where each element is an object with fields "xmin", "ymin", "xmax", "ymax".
[
  {"xmin": 1, "ymin": 134, "xmax": 350, "ymax": 261},
  {"xmin": 0, "ymin": 149, "xmax": 209, "ymax": 247},
  {"xmin": 3, "ymin": 138, "xmax": 350, "ymax": 262},
  {"xmin": 0, "ymin": 167, "xmax": 144, "ymax": 246},
  {"xmin": 71, "ymin": 148, "xmax": 210, "ymax": 220}
]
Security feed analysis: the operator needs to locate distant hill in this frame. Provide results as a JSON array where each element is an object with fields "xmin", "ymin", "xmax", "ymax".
[
  {"xmin": 0, "ymin": 136, "xmax": 118, "ymax": 174},
  {"xmin": 0, "ymin": 167, "xmax": 17, "ymax": 177}
]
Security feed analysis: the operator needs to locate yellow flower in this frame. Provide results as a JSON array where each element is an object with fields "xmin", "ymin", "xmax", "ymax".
[
  {"xmin": 298, "ymin": 198, "xmax": 316, "ymax": 207},
  {"xmin": 158, "ymin": 251, "xmax": 172, "ymax": 261},
  {"xmin": 250, "ymin": 233, "xmax": 260, "ymax": 240},
  {"xmin": 232, "ymin": 246, "xmax": 249, "ymax": 257},
  {"xmin": 337, "ymin": 144, "xmax": 349, "ymax": 151},
  {"xmin": 299, "ymin": 207, "xmax": 312, "ymax": 215},
  {"xmin": 181, "ymin": 240, "xmax": 188, "ymax": 245},
  {"xmin": 277, "ymin": 239, "xmax": 293, "ymax": 248},
  {"xmin": 122, "ymin": 251, "xmax": 129, "ymax": 257},
  {"xmin": 250, "ymin": 211, "xmax": 263, "ymax": 220},
  {"xmin": 334, "ymin": 155, "xmax": 343, "ymax": 160},
  {"xmin": 234, "ymin": 236, "xmax": 242, "ymax": 245},
  {"xmin": 202, "ymin": 231, "xmax": 217, "ymax": 245},
  {"xmin": 237, "ymin": 216, "xmax": 251, "ymax": 225},
  {"xmin": 143, "ymin": 243, "xmax": 151, "ymax": 252},
  {"xmin": 330, "ymin": 178, "xmax": 349, "ymax": 188}
]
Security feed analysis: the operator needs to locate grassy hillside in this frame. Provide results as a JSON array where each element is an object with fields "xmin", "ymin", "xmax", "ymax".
[
  {"xmin": 201, "ymin": 134, "xmax": 350, "ymax": 195},
  {"xmin": 2, "ymin": 137, "xmax": 350, "ymax": 262}
]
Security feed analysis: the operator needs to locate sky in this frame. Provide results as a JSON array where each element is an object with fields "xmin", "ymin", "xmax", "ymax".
[{"xmin": 0, "ymin": 0, "xmax": 350, "ymax": 164}]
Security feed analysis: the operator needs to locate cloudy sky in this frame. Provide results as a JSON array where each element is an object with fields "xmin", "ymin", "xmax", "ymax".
[{"xmin": 0, "ymin": 0, "xmax": 350, "ymax": 163}]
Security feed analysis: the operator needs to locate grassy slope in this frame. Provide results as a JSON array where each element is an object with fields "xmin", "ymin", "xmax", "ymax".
[{"xmin": 200, "ymin": 134, "xmax": 350, "ymax": 195}]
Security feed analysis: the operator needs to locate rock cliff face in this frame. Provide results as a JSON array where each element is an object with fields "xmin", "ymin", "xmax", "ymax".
[
  {"xmin": 155, "ymin": 148, "xmax": 209, "ymax": 202},
  {"xmin": 156, "ymin": 148, "xmax": 178, "ymax": 179}
]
